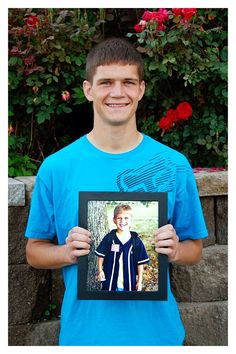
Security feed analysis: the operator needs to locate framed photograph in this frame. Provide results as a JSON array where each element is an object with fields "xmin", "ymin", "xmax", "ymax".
[{"xmin": 78, "ymin": 192, "xmax": 168, "ymax": 300}]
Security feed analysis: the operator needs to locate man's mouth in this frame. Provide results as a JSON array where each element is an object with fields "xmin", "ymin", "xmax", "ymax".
[{"xmin": 105, "ymin": 103, "xmax": 129, "ymax": 108}]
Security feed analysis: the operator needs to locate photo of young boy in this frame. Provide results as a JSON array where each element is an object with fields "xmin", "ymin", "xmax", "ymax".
[{"xmin": 95, "ymin": 204, "xmax": 149, "ymax": 291}]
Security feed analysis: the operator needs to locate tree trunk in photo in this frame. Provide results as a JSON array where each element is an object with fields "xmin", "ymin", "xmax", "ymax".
[{"xmin": 87, "ymin": 201, "xmax": 110, "ymax": 290}]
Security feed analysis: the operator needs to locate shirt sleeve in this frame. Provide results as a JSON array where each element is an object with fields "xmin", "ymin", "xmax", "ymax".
[
  {"xmin": 171, "ymin": 161, "xmax": 208, "ymax": 241},
  {"xmin": 136, "ymin": 237, "xmax": 149, "ymax": 264},
  {"xmin": 95, "ymin": 234, "xmax": 110, "ymax": 257},
  {"xmin": 25, "ymin": 165, "xmax": 56, "ymax": 240}
]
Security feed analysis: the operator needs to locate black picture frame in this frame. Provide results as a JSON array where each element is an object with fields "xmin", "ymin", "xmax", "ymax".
[{"xmin": 78, "ymin": 192, "xmax": 168, "ymax": 300}]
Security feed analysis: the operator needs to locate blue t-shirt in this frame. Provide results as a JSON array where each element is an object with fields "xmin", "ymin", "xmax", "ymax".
[{"xmin": 25, "ymin": 134, "xmax": 208, "ymax": 345}]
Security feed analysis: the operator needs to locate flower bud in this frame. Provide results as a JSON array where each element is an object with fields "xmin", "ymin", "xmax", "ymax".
[{"xmin": 61, "ymin": 90, "xmax": 71, "ymax": 101}]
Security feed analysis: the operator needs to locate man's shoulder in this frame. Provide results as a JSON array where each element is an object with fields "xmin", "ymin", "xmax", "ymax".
[
  {"xmin": 143, "ymin": 135, "xmax": 190, "ymax": 168},
  {"xmin": 38, "ymin": 136, "xmax": 85, "ymax": 173}
]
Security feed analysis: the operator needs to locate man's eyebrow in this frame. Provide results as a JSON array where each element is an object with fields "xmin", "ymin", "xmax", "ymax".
[{"xmin": 97, "ymin": 78, "xmax": 139, "ymax": 82}]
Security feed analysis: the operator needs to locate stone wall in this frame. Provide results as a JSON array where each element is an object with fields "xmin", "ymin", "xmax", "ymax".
[{"xmin": 8, "ymin": 171, "xmax": 228, "ymax": 346}]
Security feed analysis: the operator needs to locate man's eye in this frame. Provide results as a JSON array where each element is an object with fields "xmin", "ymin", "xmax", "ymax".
[
  {"xmin": 100, "ymin": 81, "xmax": 110, "ymax": 86},
  {"xmin": 125, "ymin": 81, "xmax": 135, "ymax": 85}
]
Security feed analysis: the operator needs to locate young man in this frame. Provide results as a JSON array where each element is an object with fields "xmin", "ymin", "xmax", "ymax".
[
  {"xmin": 95, "ymin": 204, "xmax": 149, "ymax": 291},
  {"xmin": 25, "ymin": 37, "xmax": 208, "ymax": 345}
]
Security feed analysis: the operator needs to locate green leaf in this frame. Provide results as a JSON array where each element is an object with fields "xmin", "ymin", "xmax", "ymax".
[{"xmin": 9, "ymin": 56, "xmax": 18, "ymax": 66}]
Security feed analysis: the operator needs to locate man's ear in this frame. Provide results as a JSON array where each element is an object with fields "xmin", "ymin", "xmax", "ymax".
[
  {"xmin": 138, "ymin": 80, "xmax": 146, "ymax": 101},
  {"xmin": 83, "ymin": 80, "xmax": 93, "ymax": 102}
]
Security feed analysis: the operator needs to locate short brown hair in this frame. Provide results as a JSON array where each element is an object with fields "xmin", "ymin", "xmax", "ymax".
[
  {"xmin": 86, "ymin": 37, "xmax": 144, "ymax": 82},
  {"xmin": 113, "ymin": 204, "xmax": 132, "ymax": 218}
]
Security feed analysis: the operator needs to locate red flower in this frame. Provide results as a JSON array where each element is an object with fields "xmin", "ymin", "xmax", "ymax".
[
  {"xmin": 61, "ymin": 90, "xmax": 71, "ymax": 101},
  {"xmin": 134, "ymin": 24, "xmax": 143, "ymax": 33},
  {"xmin": 181, "ymin": 8, "xmax": 197, "ymax": 20},
  {"xmin": 134, "ymin": 20, "xmax": 146, "ymax": 32},
  {"xmin": 156, "ymin": 8, "xmax": 169, "ymax": 22},
  {"xmin": 172, "ymin": 8, "xmax": 183, "ymax": 16},
  {"xmin": 176, "ymin": 102, "xmax": 193, "ymax": 120},
  {"xmin": 159, "ymin": 116, "xmax": 173, "ymax": 131},
  {"xmin": 166, "ymin": 108, "xmax": 178, "ymax": 122},
  {"xmin": 25, "ymin": 15, "xmax": 40, "ymax": 27},
  {"xmin": 142, "ymin": 11, "xmax": 154, "ymax": 21}
]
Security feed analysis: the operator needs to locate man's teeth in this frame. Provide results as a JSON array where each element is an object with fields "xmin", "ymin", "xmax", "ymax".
[{"xmin": 107, "ymin": 104, "xmax": 128, "ymax": 107}]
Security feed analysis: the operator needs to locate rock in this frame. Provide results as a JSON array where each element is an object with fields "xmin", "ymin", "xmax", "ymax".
[
  {"xmin": 179, "ymin": 301, "xmax": 228, "ymax": 346},
  {"xmin": 8, "ymin": 178, "xmax": 25, "ymax": 206},
  {"xmin": 8, "ymin": 320, "xmax": 60, "ymax": 346},
  {"xmin": 8, "ymin": 264, "xmax": 50, "ymax": 325},
  {"xmin": 195, "ymin": 171, "xmax": 228, "ymax": 197},
  {"xmin": 8, "ymin": 206, "xmax": 29, "ymax": 264},
  {"xmin": 216, "ymin": 196, "xmax": 228, "ymax": 244},
  {"xmin": 171, "ymin": 245, "xmax": 228, "ymax": 302}
]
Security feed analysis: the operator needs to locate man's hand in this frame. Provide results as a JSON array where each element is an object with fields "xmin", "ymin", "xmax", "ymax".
[
  {"xmin": 154, "ymin": 224, "xmax": 203, "ymax": 265},
  {"xmin": 154, "ymin": 224, "xmax": 179, "ymax": 262},
  {"xmin": 65, "ymin": 226, "xmax": 92, "ymax": 264}
]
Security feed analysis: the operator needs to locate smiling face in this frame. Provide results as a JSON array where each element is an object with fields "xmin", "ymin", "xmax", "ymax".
[
  {"xmin": 113, "ymin": 211, "xmax": 133, "ymax": 233},
  {"xmin": 83, "ymin": 64, "xmax": 145, "ymax": 128}
]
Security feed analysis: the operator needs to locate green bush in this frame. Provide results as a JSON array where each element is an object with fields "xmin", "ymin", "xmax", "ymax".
[
  {"xmin": 8, "ymin": 8, "xmax": 227, "ymax": 176},
  {"xmin": 128, "ymin": 8, "xmax": 227, "ymax": 167},
  {"xmin": 8, "ymin": 8, "xmax": 103, "ymax": 176}
]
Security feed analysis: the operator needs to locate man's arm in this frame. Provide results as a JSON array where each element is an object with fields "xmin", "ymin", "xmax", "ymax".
[
  {"xmin": 154, "ymin": 224, "xmax": 203, "ymax": 265},
  {"xmin": 26, "ymin": 226, "xmax": 91, "ymax": 269}
]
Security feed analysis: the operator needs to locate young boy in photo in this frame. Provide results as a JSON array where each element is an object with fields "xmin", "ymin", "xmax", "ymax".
[{"xmin": 95, "ymin": 204, "xmax": 149, "ymax": 291}]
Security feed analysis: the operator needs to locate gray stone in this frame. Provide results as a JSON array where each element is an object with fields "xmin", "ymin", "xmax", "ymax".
[
  {"xmin": 216, "ymin": 196, "xmax": 228, "ymax": 244},
  {"xmin": 195, "ymin": 171, "xmax": 228, "ymax": 196},
  {"xmin": 15, "ymin": 176, "xmax": 36, "ymax": 204},
  {"xmin": 51, "ymin": 269, "xmax": 65, "ymax": 317},
  {"xmin": 179, "ymin": 301, "xmax": 228, "ymax": 346},
  {"xmin": 8, "ymin": 206, "xmax": 29, "ymax": 264},
  {"xmin": 8, "ymin": 320, "xmax": 60, "ymax": 346},
  {"xmin": 200, "ymin": 197, "xmax": 216, "ymax": 247},
  {"xmin": 8, "ymin": 178, "xmax": 25, "ymax": 206},
  {"xmin": 8, "ymin": 264, "xmax": 50, "ymax": 325},
  {"xmin": 171, "ymin": 245, "xmax": 228, "ymax": 302}
]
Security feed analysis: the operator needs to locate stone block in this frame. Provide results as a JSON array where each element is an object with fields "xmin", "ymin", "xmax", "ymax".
[
  {"xmin": 8, "ymin": 264, "xmax": 50, "ymax": 325},
  {"xmin": 171, "ymin": 245, "xmax": 228, "ymax": 302},
  {"xmin": 51, "ymin": 269, "xmax": 65, "ymax": 317},
  {"xmin": 8, "ymin": 320, "xmax": 60, "ymax": 346},
  {"xmin": 195, "ymin": 171, "xmax": 228, "ymax": 197},
  {"xmin": 8, "ymin": 206, "xmax": 29, "ymax": 264},
  {"xmin": 179, "ymin": 301, "xmax": 228, "ymax": 346},
  {"xmin": 200, "ymin": 197, "xmax": 216, "ymax": 247},
  {"xmin": 15, "ymin": 176, "xmax": 36, "ymax": 204},
  {"xmin": 8, "ymin": 178, "xmax": 25, "ymax": 206},
  {"xmin": 216, "ymin": 196, "xmax": 228, "ymax": 244}
]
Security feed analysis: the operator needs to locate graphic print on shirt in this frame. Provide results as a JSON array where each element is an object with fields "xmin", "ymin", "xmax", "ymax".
[{"xmin": 117, "ymin": 153, "xmax": 176, "ymax": 192}]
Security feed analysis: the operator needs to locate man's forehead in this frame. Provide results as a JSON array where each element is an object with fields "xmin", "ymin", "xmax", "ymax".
[{"xmin": 94, "ymin": 63, "xmax": 139, "ymax": 79}]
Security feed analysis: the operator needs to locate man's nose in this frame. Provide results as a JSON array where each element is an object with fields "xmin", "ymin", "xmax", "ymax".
[{"xmin": 110, "ymin": 82, "xmax": 124, "ymax": 97}]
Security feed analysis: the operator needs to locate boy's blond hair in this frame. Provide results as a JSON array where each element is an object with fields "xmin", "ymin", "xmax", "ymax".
[{"xmin": 113, "ymin": 204, "xmax": 132, "ymax": 218}]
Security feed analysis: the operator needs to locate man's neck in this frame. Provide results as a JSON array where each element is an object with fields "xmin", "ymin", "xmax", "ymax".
[{"xmin": 87, "ymin": 126, "xmax": 143, "ymax": 154}]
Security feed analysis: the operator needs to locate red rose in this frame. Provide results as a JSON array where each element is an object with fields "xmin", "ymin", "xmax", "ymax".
[
  {"xmin": 159, "ymin": 116, "xmax": 173, "ymax": 131},
  {"xmin": 172, "ymin": 8, "xmax": 183, "ymax": 16},
  {"xmin": 176, "ymin": 102, "xmax": 193, "ymax": 120},
  {"xmin": 25, "ymin": 15, "xmax": 40, "ymax": 27},
  {"xmin": 181, "ymin": 8, "xmax": 197, "ymax": 20},
  {"xmin": 156, "ymin": 8, "xmax": 169, "ymax": 22},
  {"xmin": 134, "ymin": 24, "xmax": 143, "ymax": 33},
  {"xmin": 166, "ymin": 108, "xmax": 178, "ymax": 122},
  {"xmin": 142, "ymin": 11, "xmax": 154, "ymax": 21}
]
